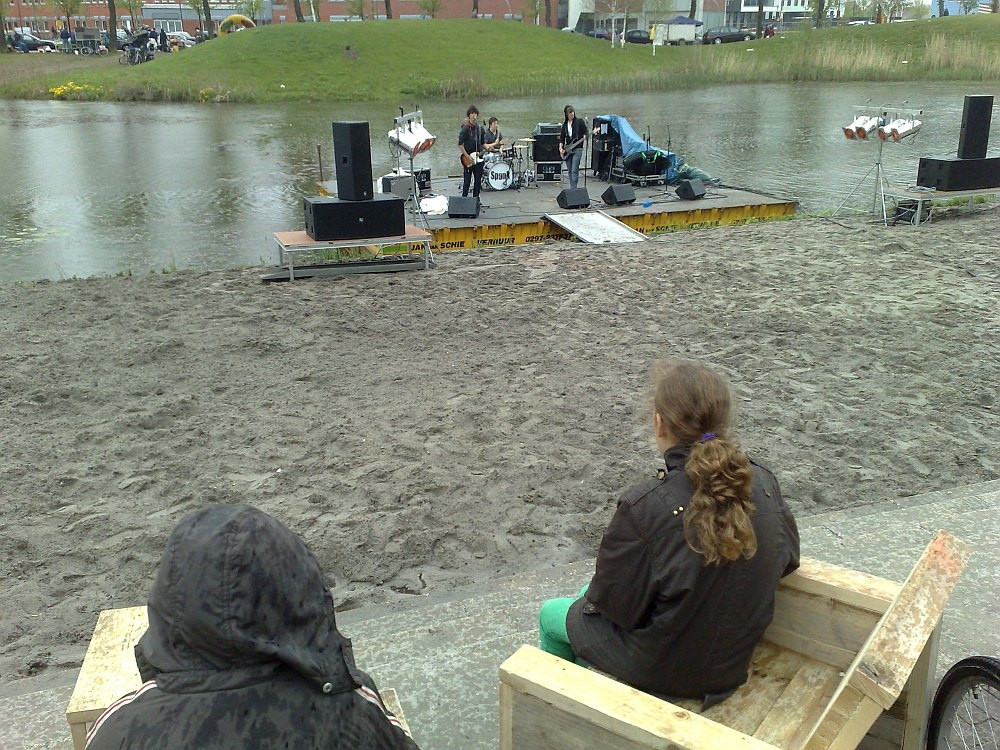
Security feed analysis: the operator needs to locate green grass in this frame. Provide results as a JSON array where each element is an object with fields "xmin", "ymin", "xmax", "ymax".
[{"xmin": 3, "ymin": 15, "xmax": 1000, "ymax": 102}]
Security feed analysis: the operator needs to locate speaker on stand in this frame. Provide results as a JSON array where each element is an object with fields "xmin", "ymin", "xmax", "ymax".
[{"xmin": 332, "ymin": 121, "xmax": 374, "ymax": 201}]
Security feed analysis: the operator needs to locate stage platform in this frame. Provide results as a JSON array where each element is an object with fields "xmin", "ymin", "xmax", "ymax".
[{"xmin": 318, "ymin": 175, "xmax": 798, "ymax": 252}]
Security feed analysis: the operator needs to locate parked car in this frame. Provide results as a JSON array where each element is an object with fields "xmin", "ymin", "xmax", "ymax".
[
  {"xmin": 624, "ymin": 28, "xmax": 652, "ymax": 43},
  {"xmin": 584, "ymin": 28, "xmax": 612, "ymax": 39},
  {"xmin": 166, "ymin": 31, "xmax": 197, "ymax": 48},
  {"xmin": 702, "ymin": 27, "xmax": 755, "ymax": 43},
  {"xmin": 6, "ymin": 31, "xmax": 58, "ymax": 51}
]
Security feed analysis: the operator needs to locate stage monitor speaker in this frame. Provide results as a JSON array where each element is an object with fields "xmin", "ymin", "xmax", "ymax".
[
  {"xmin": 533, "ymin": 135, "xmax": 561, "ymax": 163},
  {"xmin": 304, "ymin": 195, "xmax": 404, "ymax": 241},
  {"xmin": 332, "ymin": 121, "xmax": 374, "ymax": 201},
  {"xmin": 957, "ymin": 95, "xmax": 993, "ymax": 160},
  {"xmin": 448, "ymin": 195, "xmax": 481, "ymax": 219},
  {"xmin": 556, "ymin": 187, "xmax": 591, "ymax": 209},
  {"xmin": 601, "ymin": 184, "xmax": 636, "ymax": 206},
  {"xmin": 676, "ymin": 178, "xmax": 707, "ymax": 200}
]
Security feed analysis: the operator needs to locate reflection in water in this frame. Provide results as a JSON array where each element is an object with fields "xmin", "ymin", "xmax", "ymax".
[{"xmin": 1, "ymin": 81, "xmax": 998, "ymax": 282}]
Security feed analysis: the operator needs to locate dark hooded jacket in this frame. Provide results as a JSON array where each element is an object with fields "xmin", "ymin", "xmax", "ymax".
[
  {"xmin": 86, "ymin": 504, "xmax": 418, "ymax": 750},
  {"xmin": 566, "ymin": 446, "xmax": 799, "ymax": 704}
]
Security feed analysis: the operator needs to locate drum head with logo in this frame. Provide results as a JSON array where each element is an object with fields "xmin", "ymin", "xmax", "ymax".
[{"xmin": 485, "ymin": 161, "xmax": 513, "ymax": 190}]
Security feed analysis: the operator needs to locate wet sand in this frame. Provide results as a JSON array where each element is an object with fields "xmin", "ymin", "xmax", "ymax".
[{"xmin": 1, "ymin": 209, "xmax": 998, "ymax": 682}]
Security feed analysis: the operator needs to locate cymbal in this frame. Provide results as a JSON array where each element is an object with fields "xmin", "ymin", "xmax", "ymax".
[
  {"xmin": 516, "ymin": 137, "xmax": 535, "ymax": 142},
  {"xmin": 514, "ymin": 144, "xmax": 531, "ymax": 149}
]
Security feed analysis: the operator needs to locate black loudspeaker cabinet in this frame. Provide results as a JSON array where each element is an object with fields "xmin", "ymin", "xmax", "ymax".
[
  {"xmin": 304, "ymin": 195, "xmax": 404, "ymax": 241},
  {"xmin": 676, "ymin": 178, "xmax": 707, "ymax": 200},
  {"xmin": 332, "ymin": 121, "xmax": 374, "ymax": 201},
  {"xmin": 536, "ymin": 162, "xmax": 562, "ymax": 181},
  {"xmin": 533, "ymin": 135, "xmax": 561, "ymax": 163},
  {"xmin": 556, "ymin": 188, "xmax": 591, "ymax": 209},
  {"xmin": 601, "ymin": 184, "xmax": 636, "ymax": 206},
  {"xmin": 957, "ymin": 95, "xmax": 993, "ymax": 160},
  {"xmin": 414, "ymin": 168, "xmax": 431, "ymax": 193},
  {"xmin": 916, "ymin": 154, "xmax": 1000, "ymax": 191},
  {"xmin": 447, "ymin": 195, "xmax": 481, "ymax": 218}
]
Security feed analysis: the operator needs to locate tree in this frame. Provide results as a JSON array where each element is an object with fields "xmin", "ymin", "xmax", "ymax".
[
  {"xmin": 936, "ymin": 0, "xmax": 944, "ymax": 15},
  {"xmin": 120, "ymin": 0, "xmax": 142, "ymax": 32},
  {"xmin": 418, "ymin": 0, "xmax": 441, "ymax": 15},
  {"xmin": 523, "ymin": 0, "xmax": 542, "ymax": 23},
  {"xmin": 544, "ymin": 0, "xmax": 551, "ymax": 24},
  {"xmin": 384, "ymin": 0, "xmax": 392, "ymax": 19},
  {"xmin": 237, "ymin": 0, "xmax": 263, "ymax": 23},
  {"xmin": 202, "ymin": 0, "xmax": 216, "ymax": 35},
  {"xmin": 815, "ymin": 0, "xmax": 825, "ymax": 26},
  {"xmin": 0, "ymin": 0, "xmax": 10, "ymax": 53},
  {"xmin": 756, "ymin": 0, "xmax": 764, "ymax": 37},
  {"xmin": 106, "ymin": 0, "xmax": 118, "ymax": 49},
  {"xmin": 345, "ymin": 0, "xmax": 366, "ymax": 18},
  {"xmin": 473, "ymin": 0, "xmax": 479, "ymax": 15},
  {"xmin": 53, "ymin": 0, "xmax": 83, "ymax": 30},
  {"xmin": 186, "ymin": 0, "xmax": 204, "ymax": 30},
  {"xmin": 689, "ymin": 0, "xmax": 697, "ymax": 20}
]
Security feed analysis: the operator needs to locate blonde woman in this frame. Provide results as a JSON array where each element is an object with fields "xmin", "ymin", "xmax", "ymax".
[{"xmin": 539, "ymin": 360, "xmax": 799, "ymax": 707}]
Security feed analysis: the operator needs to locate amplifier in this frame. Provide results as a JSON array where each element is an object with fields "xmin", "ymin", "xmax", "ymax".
[
  {"xmin": 533, "ymin": 122, "xmax": 562, "ymax": 136},
  {"xmin": 535, "ymin": 162, "xmax": 562, "ymax": 181},
  {"xmin": 414, "ymin": 168, "xmax": 431, "ymax": 193},
  {"xmin": 533, "ymin": 134, "xmax": 561, "ymax": 163},
  {"xmin": 304, "ymin": 195, "xmax": 405, "ymax": 241},
  {"xmin": 916, "ymin": 154, "xmax": 1000, "ymax": 191}
]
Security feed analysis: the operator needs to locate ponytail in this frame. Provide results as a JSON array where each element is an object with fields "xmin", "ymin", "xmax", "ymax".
[
  {"xmin": 682, "ymin": 436, "xmax": 756, "ymax": 564},
  {"xmin": 651, "ymin": 359, "xmax": 757, "ymax": 565}
]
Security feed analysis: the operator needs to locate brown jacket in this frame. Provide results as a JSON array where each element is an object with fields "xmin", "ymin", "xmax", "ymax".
[{"xmin": 566, "ymin": 445, "xmax": 799, "ymax": 702}]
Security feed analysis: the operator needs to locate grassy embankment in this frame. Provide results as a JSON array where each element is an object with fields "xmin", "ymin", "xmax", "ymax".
[{"xmin": 1, "ymin": 14, "xmax": 1000, "ymax": 102}]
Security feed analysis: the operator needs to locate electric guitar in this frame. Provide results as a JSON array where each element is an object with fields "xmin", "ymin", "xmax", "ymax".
[
  {"xmin": 561, "ymin": 133, "xmax": 588, "ymax": 157},
  {"xmin": 460, "ymin": 151, "xmax": 482, "ymax": 169}
]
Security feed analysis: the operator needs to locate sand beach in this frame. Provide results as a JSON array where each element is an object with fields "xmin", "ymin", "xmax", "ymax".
[{"xmin": 1, "ymin": 208, "xmax": 998, "ymax": 684}]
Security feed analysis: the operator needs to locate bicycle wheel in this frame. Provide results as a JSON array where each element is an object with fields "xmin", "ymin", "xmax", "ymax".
[
  {"xmin": 927, "ymin": 656, "xmax": 1000, "ymax": 750},
  {"xmin": 119, "ymin": 51, "xmax": 128, "ymax": 64}
]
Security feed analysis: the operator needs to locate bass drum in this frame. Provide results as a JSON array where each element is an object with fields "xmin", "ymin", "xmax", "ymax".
[{"xmin": 484, "ymin": 161, "xmax": 513, "ymax": 191}]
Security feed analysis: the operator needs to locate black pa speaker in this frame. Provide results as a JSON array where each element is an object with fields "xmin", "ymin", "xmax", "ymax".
[
  {"xmin": 916, "ymin": 154, "xmax": 1000, "ymax": 191},
  {"xmin": 556, "ymin": 188, "xmax": 590, "ymax": 209},
  {"xmin": 676, "ymin": 178, "xmax": 706, "ymax": 200},
  {"xmin": 304, "ymin": 195, "xmax": 404, "ymax": 241},
  {"xmin": 957, "ymin": 95, "xmax": 993, "ymax": 160},
  {"xmin": 332, "ymin": 121, "xmax": 374, "ymax": 201},
  {"xmin": 533, "ymin": 135, "xmax": 561, "ymax": 163},
  {"xmin": 448, "ymin": 195, "xmax": 481, "ymax": 219},
  {"xmin": 601, "ymin": 184, "xmax": 636, "ymax": 206}
]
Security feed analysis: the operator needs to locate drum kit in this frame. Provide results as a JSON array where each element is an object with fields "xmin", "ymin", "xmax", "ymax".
[{"xmin": 482, "ymin": 137, "xmax": 537, "ymax": 191}]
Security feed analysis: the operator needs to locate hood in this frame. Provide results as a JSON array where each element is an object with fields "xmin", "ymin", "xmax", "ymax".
[{"xmin": 137, "ymin": 504, "xmax": 363, "ymax": 695}]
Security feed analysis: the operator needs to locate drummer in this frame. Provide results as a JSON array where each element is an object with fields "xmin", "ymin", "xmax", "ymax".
[{"xmin": 483, "ymin": 117, "xmax": 505, "ymax": 155}]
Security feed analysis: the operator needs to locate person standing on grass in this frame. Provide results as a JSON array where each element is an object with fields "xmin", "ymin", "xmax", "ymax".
[{"xmin": 538, "ymin": 359, "xmax": 800, "ymax": 708}]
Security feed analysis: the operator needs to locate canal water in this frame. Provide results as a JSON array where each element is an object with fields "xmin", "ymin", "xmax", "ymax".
[{"xmin": 1, "ymin": 81, "xmax": 996, "ymax": 282}]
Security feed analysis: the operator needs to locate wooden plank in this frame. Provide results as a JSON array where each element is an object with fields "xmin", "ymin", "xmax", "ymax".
[
  {"xmin": 763, "ymin": 625, "xmax": 859, "ymax": 671},
  {"xmin": 850, "ymin": 531, "xmax": 970, "ymax": 709},
  {"xmin": 781, "ymin": 558, "xmax": 900, "ymax": 612},
  {"xmin": 66, "ymin": 607, "xmax": 147, "ymax": 727},
  {"xmin": 500, "ymin": 682, "xmax": 514, "ymax": 750},
  {"xmin": 801, "ymin": 683, "xmax": 884, "ymax": 750},
  {"xmin": 702, "ymin": 642, "xmax": 807, "ymax": 736},
  {"xmin": 500, "ymin": 645, "xmax": 779, "ymax": 750},
  {"xmin": 899, "ymin": 620, "xmax": 939, "ymax": 750},
  {"xmin": 768, "ymin": 586, "xmax": 883, "ymax": 666},
  {"xmin": 754, "ymin": 659, "xmax": 842, "ymax": 748},
  {"xmin": 379, "ymin": 687, "xmax": 411, "ymax": 738}
]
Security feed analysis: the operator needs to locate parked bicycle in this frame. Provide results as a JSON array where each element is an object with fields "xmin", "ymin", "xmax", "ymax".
[
  {"xmin": 927, "ymin": 656, "xmax": 1000, "ymax": 750},
  {"xmin": 118, "ymin": 32, "xmax": 154, "ymax": 65}
]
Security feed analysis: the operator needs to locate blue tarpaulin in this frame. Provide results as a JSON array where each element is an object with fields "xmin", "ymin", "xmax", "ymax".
[
  {"xmin": 667, "ymin": 15, "xmax": 703, "ymax": 25},
  {"xmin": 593, "ymin": 114, "xmax": 717, "ymax": 184}
]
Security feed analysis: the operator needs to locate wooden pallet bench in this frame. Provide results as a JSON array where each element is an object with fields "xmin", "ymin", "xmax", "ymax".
[
  {"xmin": 500, "ymin": 530, "xmax": 970, "ymax": 750},
  {"xmin": 66, "ymin": 606, "xmax": 409, "ymax": 749}
]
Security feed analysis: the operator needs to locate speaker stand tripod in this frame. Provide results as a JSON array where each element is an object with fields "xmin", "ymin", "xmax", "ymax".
[{"xmin": 834, "ymin": 133, "xmax": 891, "ymax": 226}]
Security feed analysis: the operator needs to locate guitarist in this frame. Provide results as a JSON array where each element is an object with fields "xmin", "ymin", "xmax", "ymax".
[
  {"xmin": 558, "ymin": 105, "xmax": 589, "ymax": 190},
  {"xmin": 458, "ymin": 105, "xmax": 485, "ymax": 199}
]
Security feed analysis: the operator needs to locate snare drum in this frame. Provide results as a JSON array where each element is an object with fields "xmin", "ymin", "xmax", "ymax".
[
  {"xmin": 483, "ymin": 151, "xmax": 502, "ymax": 165},
  {"xmin": 484, "ymin": 161, "xmax": 513, "ymax": 191}
]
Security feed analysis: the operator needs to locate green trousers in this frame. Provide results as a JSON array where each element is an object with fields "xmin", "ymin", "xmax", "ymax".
[{"xmin": 538, "ymin": 584, "xmax": 588, "ymax": 662}]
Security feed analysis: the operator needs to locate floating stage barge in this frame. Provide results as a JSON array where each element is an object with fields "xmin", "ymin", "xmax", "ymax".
[{"xmin": 319, "ymin": 176, "xmax": 798, "ymax": 252}]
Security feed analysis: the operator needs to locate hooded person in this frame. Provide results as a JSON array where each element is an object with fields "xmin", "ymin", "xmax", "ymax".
[{"xmin": 86, "ymin": 504, "xmax": 419, "ymax": 750}]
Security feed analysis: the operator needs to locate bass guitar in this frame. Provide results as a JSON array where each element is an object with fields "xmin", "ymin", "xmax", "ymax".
[{"xmin": 561, "ymin": 134, "xmax": 588, "ymax": 157}]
